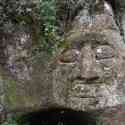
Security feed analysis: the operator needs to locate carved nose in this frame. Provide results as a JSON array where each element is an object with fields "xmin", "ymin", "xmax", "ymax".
[{"xmin": 80, "ymin": 45, "xmax": 99, "ymax": 79}]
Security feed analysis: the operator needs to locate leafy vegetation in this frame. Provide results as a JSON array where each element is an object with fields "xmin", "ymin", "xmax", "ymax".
[
  {"xmin": 1, "ymin": 119, "xmax": 18, "ymax": 125},
  {"xmin": 0, "ymin": 113, "xmax": 29, "ymax": 125},
  {"xmin": 33, "ymin": 0, "xmax": 61, "ymax": 55}
]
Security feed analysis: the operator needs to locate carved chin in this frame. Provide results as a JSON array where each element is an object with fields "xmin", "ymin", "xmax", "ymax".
[
  {"xmin": 66, "ymin": 82, "xmax": 125, "ymax": 111},
  {"xmin": 66, "ymin": 96, "xmax": 122, "ymax": 111},
  {"xmin": 53, "ymin": 77, "xmax": 125, "ymax": 111}
]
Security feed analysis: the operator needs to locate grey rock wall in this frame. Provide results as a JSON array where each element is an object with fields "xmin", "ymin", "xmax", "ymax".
[
  {"xmin": 0, "ymin": 2, "xmax": 125, "ymax": 125},
  {"xmin": 0, "ymin": 0, "xmax": 55, "ymax": 112}
]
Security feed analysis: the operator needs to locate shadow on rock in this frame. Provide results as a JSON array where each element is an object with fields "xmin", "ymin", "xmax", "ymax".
[{"xmin": 19, "ymin": 108, "xmax": 99, "ymax": 125}]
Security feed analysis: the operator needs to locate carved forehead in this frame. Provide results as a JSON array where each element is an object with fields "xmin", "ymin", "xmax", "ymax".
[
  {"xmin": 64, "ymin": 0, "xmax": 125, "ymax": 52},
  {"xmin": 66, "ymin": 30, "xmax": 125, "ymax": 49}
]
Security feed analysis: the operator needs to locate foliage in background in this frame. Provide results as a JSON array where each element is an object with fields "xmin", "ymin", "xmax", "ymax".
[
  {"xmin": 1, "ymin": 114, "xmax": 19, "ymax": 125},
  {"xmin": 34, "ymin": 0, "xmax": 63, "ymax": 55},
  {"xmin": 0, "ymin": 113, "xmax": 29, "ymax": 125},
  {"xmin": 1, "ymin": 121, "xmax": 16, "ymax": 125},
  {"xmin": 1, "ymin": 119, "xmax": 18, "ymax": 125}
]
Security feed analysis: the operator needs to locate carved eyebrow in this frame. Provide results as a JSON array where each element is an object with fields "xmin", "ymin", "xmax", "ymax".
[{"xmin": 90, "ymin": 40, "xmax": 110, "ymax": 46}]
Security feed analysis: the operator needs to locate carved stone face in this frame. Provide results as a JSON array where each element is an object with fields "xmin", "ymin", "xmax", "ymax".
[{"xmin": 52, "ymin": 1, "xmax": 125, "ymax": 111}]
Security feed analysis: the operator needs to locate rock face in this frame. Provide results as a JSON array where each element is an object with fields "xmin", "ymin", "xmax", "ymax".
[
  {"xmin": 0, "ymin": 0, "xmax": 55, "ymax": 112},
  {"xmin": 96, "ymin": 104, "xmax": 125, "ymax": 125},
  {"xmin": 1, "ymin": 0, "xmax": 125, "ymax": 125},
  {"xmin": 0, "ymin": 0, "xmax": 125, "ymax": 120},
  {"xmin": 1, "ymin": 25, "xmax": 53, "ymax": 111},
  {"xmin": 52, "ymin": 0, "xmax": 125, "ymax": 111}
]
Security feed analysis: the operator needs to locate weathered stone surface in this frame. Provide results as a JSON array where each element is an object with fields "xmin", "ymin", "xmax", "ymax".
[
  {"xmin": 97, "ymin": 104, "xmax": 125, "ymax": 125},
  {"xmin": 1, "ymin": 0, "xmax": 125, "ymax": 120},
  {"xmin": 0, "ymin": 25, "xmax": 54, "ymax": 111},
  {"xmin": 0, "ymin": 0, "xmax": 55, "ymax": 112},
  {"xmin": 52, "ymin": 1, "xmax": 125, "ymax": 112}
]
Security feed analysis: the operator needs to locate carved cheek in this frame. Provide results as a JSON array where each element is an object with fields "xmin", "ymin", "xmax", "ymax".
[
  {"xmin": 97, "ymin": 58, "xmax": 115, "ymax": 78},
  {"xmin": 115, "ymin": 57, "xmax": 125, "ymax": 78},
  {"xmin": 107, "ymin": 57, "xmax": 125, "ymax": 79}
]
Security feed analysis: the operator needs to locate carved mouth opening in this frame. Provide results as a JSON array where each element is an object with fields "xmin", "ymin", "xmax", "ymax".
[
  {"xmin": 18, "ymin": 108, "xmax": 98, "ymax": 125},
  {"xmin": 72, "ymin": 76, "xmax": 101, "ymax": 84},
  {"xmin": 74, "ymin": 96, "xmax": 96, "ymax": 99}
]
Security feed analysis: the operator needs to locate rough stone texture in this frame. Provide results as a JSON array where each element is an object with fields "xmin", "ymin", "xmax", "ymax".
[
  {"xmin": 0, "ymin": 0, "xmax": 125, "ymax": 125},
  {"xmin": 1, "ymin": 2, "xmax": 125, "ymax": 124},
  {"xmin": 96, "ymin": 104, "xmax": 125, "ymax": 125},
  {"xmin": 52, "ymin": 0, "xmax": 125, "ymax": 112},
  {"xmin": 51, "ymin": 0, "xmax": 125, "ymax": 124},
  {"xmin": 0, "ymin": 25, "xmax": 53, "ymax": 111},
  {"xmin": 0, "ymin": 0, "xmax": 56, "ymax": 112}
]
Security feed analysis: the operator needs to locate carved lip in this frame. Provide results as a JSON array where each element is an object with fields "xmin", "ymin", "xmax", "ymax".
[
  {"xmin": 70, "ymin": 95, "xmax": 97, "ymax": 99},
  {"xmin": 74, "ymin": 96, "xmax": 96, "ymax": 98},
  {"xmin": 70, "ymin": 82, "xmax": 101, "ymax": 98},
  {"xmin": 70, "ymin": 76, "xmax": 102, "ymax": 85}
]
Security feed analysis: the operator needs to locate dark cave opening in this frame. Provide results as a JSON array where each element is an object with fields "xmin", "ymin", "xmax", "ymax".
[{"xmin": 20, "ymin": 109, "xmax": 99, "ymax": 125}]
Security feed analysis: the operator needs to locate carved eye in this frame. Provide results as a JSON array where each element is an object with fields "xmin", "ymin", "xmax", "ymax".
[
  {"xmin": 59, "ymin": 49, "xmax": 80, "ymax": 63},
  {"xmin": 95, "ymin": 45, "xmax": 115, "ymax": 60}
]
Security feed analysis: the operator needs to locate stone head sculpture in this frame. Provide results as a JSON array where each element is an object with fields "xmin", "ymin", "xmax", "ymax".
[
  {"xmin": 52, "ymin": 0, "xmax": 125, "ymax": 111},
  {"xmin": 1, "ymin": 0, "xmax": 125, "ymax": 113}
]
